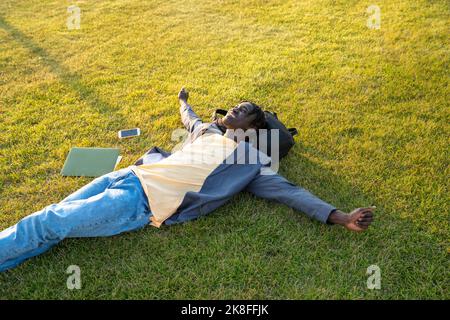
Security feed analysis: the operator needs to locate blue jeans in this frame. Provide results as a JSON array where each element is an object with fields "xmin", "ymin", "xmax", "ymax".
[{"xmin": 0, "ymin": 167, "xmax": 151, "ymax": 272}]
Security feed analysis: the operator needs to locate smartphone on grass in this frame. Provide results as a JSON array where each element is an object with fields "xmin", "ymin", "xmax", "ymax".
[{"xmin": 118, "ymin": 128, "xmax": 140, "ymax": 139}]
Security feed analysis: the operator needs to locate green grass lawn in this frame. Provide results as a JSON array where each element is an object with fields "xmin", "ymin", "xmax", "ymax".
[{"xmin": 0, "ymin": 0, "xmax": 448, "ymax": 299}]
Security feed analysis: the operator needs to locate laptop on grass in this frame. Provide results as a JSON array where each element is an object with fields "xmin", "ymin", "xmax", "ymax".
[{"xmin": 61, "ymin": 147, "xmax": 121, "ymax": 177}]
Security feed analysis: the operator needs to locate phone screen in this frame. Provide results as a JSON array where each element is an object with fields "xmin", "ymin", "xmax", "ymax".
[{"xmin": 120, "ymin": 128, "xmax": 139, "ymax": 138}]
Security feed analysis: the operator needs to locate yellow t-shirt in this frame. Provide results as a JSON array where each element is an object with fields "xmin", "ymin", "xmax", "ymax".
[{"xmin": 131, "ymin": 133, "xmax": 237, "ymax": 227}]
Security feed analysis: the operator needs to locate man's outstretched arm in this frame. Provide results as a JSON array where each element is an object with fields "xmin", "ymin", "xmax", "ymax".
[
  {"xmin": 178, "ymin": 87, "xmax": 203, "ymax": 133},
  {"xmin": 245, "ymin": 171, "xmax": 375, "ymax": 232}
]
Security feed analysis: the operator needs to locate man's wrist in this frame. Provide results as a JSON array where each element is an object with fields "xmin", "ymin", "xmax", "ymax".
[{"xmin": 327, "ymin": 209, "xmax": 350, "ymax": 226}]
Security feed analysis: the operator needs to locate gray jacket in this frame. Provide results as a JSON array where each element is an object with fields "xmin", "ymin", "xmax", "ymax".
[{"xmin": 134, "ymin": 103, "xmax": 336, "ymax": 226}]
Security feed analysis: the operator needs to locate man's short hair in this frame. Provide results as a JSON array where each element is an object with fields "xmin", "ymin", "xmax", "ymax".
[{"xmin": 240, "ymin": 101, "xmax": 266, "ymax": 130}]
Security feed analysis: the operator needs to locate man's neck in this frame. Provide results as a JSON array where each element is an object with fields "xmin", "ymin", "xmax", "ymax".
[{"xmin": 214, "ymin": 118, "xmax": 228, "ymax": 134}]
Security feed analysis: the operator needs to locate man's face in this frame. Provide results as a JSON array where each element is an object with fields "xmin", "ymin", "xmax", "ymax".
[{"xmin": 222, "ymin": 102, "xmax": 258, "ymax": 130}]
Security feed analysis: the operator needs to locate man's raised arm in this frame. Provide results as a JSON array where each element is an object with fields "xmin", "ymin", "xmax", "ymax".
[
  {"xmin": 178, "ymin": 87, "xmax": 203, "ymax": 133},
  {"xmin": 245, "ymin": 170, "xmax": 375, "ymax": 232}
]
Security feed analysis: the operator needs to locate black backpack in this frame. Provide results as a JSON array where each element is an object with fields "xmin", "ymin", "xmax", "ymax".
[{"xmin": 213, "ymin": 109, "xmax": 298, "ymax": 159}]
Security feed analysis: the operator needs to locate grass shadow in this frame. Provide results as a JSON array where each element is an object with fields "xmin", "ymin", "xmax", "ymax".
[{"xmin": 0, "ymin": 15, "xmax": 124, "ymax": 121}]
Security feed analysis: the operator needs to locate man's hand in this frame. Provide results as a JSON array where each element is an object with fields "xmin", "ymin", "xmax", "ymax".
[
  {"xmin": 344, "ymin": 207, "xmax": 375, "ymax": 232},
  {"xmin": 178, "ymin": 87, "xmax": 189, "ymax": 104},
  {"xmin": 327, "ymin": 207, "xmax": 375, "ymax": 232}
]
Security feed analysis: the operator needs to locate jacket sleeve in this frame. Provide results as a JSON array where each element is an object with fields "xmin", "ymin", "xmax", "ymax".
[
  {"xmin": 180, "ymin": 102, "xmax": 203, "ymax": 133},
  {"xmin": 244, "ymin": 170, "xmax": 336, "ymax": 224}
]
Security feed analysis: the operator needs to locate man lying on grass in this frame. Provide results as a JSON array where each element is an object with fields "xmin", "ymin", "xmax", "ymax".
[{"xmin": 0, "ymin": 87, "xmax": 375, "ymax": 272}]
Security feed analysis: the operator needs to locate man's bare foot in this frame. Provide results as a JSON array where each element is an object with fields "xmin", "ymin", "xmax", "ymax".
[
  {"xmin": 178, "ymin": 87, "xmax": 189, "ymax": 105},
  {"xmin": 327, "ymin": 207, "xmax": 376, "ymax": 232}
]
